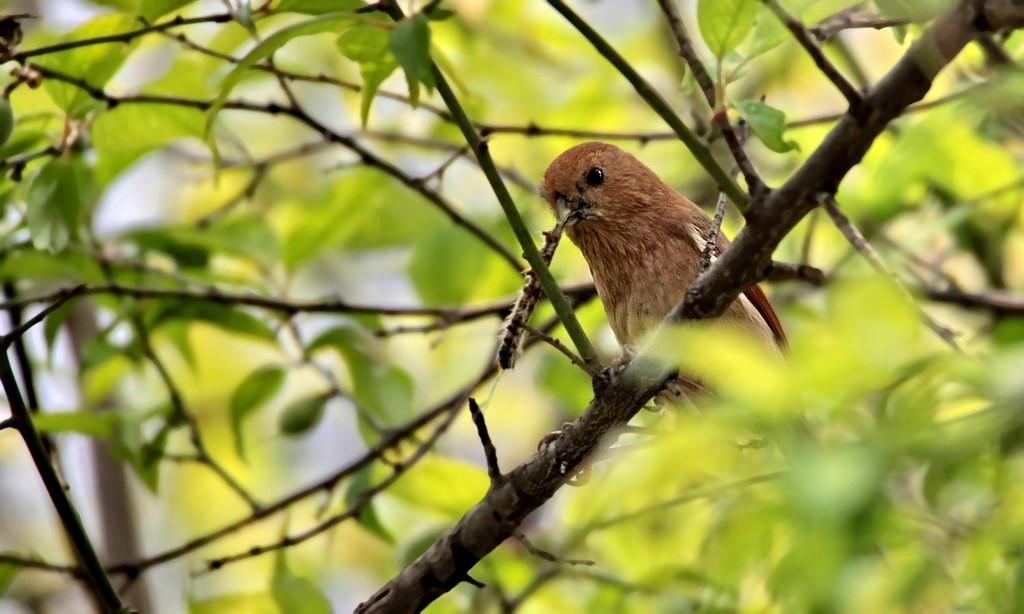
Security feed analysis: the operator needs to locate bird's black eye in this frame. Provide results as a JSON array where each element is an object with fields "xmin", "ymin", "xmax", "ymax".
[{"xmin": 585, "ymin": 167, "xmax": 604, "ymax": 187}]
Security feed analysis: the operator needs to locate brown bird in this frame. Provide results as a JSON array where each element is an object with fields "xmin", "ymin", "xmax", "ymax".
[{"xmin": 539, "ymin": 141, "xmax": 786, "ymax": 358}]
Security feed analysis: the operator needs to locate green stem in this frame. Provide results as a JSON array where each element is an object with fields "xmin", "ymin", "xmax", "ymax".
[
  {"xmin": 546, "ymin": 0, "xmax": 749, "ymax": 212},
  {"xmin": 383, "ymin": 3, "xmax": 602, "ymax": 370},
  {"xmin": 0, "ymin": 350, "xmax": 123, "ymax": 613}
]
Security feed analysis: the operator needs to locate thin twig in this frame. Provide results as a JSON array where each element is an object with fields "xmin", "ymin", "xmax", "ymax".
[
  {"xmin": 0, "ymin": 285, "xmax": 84, "ymax": 349},
  {"xmin": 810, "ymin": 14, "xmax": 911, "ymax": 42},
  {"xmin": 524, "ymin": 324, "xmax": 597, "ymax": 378},
  {"xmin": 469, "ymin": 398, "xmax": 502, "ymax": 484},
  {"xmin": 583, "ymin": 472, "xmax": 785, "ymax": 533},
  {"xmin": 201, "ymin": 393, "xmax": 464, "ymax": 572},
  {"xmin": 821, "ymin": 194, "xmax": 959, "ymax": 348},
  {"xmin": 655, "ymin": 0, "xmax": 764, "ymax": 198},
  {"xmin": 925, "ymin": 287, "xmax": 1024, "ymax": 315},
  {"xmin": 763, "ymin": 261, "xmax": 826, "ymax": 285},
  {"xmin": 762, "ymin": 0, "xmax": 864, "ymax": 110},
  {"xmin": 700, "ymin": 191, "xmax": 729, "ymax": 276},
  {"xmin": 133, "ymin": 311, "xmax": 262, "ymax": 509},
  {"xmin": 11, "ymin": 13, "xmax": 234, "ymax": 61},
  {"xmin": 513, "ymin": 531, "xmax": 594, "ymax": 566},
  {"xmin": 498, "ymin": 219, "xmax": 566, "ymax": 370}
]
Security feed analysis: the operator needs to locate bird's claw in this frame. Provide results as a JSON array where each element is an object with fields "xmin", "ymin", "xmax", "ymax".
[
  {"xmin": 649, "ymin": 379, "xmax": 686, "ymax": 410},
  {"xmin": 594, "ymin": 347, "xmax": 636, "ymax": 393},
  {"xmin": 537, "ymin": 421, "xmax": 592, "ymax": 487},
  {"xmin": 537, "ymin": 421, "xmax": 575, "ymax": 453}
]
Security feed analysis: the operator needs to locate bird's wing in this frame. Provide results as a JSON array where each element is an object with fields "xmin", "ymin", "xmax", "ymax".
[
  {"xmin": 741, "ymin": 282, "xmax": 788, "ymax": 349},
  {"xmin": 703, "ymin": 227, "xmax": 788, "ymax": 349}
]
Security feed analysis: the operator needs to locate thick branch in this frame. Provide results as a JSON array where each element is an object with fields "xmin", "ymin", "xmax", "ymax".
[{"xmin": 357, "ymin": 358, "xmax": 669, "ymax": 613}]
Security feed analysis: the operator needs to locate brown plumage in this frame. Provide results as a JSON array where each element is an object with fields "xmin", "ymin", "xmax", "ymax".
[{"xmin": 539, "ymin": 141, "xmax": 786, "ymax": 353}]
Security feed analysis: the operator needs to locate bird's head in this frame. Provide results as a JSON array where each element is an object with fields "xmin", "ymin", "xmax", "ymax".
[{"xmin": 539, "ymin": 141, "xmax": 664, "ymax": 230}]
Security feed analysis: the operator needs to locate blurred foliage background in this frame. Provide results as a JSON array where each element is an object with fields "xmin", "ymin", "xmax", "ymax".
[{"xmin": 0, "ymin": 0, "xmax": 1023, "ymax": 612}]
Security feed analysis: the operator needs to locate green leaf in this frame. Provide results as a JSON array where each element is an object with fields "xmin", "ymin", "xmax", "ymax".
[
  {"xmin": 697, "ymin": 0, "xmax": 759, "ymax": 59},
  {"xmin": 271, "ymin": 553, "xmax": 331, "ymax": 614},
  {"xmin": 337, "ymin": 25, "xmax": 398, "ymax": 126},
  {"xmin": 276, "ymin": 0, "xmax": 365, "ymax": 15},
  {"xmin": 32, "ymin": 411, "xmax": 120, "ymax": 440},
  {"xmin": 0, "ymin": 128, "xmax": 49, "ymax": 161},
  {"xmin": 408, "ymin": 223, "xmax": 490, "ymax": 305},
  {"xmin": 129, "ymin": 228, "xmax": 210, "ymax": 269},
  {"xmin": 140, "ymin": 0, "xmax": 195, "ymax": 21},
  {"xmin": 207, "ymin": 12, "xmax": 360, "ymax": 133},
  {"xmin": 233, "ymin": 1, "xmax": 258, "ymax": 35},
  {"xmin": 146, "ymin": 302, "xmax": 276, "ymax": 342},
  {"xmin": 399, "ymin": 527, "xmax": 446, "ymax": 567},
  {"xmin": 39, "ymin": 14, "xmax": 135, "ymax": 118},
  {"xmin": 307, "ymin": 323, "xmax": 370, "ymax": 356},
  {"xmin": 427, "ymin": 8, "xmax": 456, "ymax": 21},
  {"xmin": 344, "ymin": 464, "xmax": 394, "ymax": 543},
  {"xmin": 230, "ymin": 365, "xmax": 286, "ymax": 459},
  {"xmin": 200, "ymin": 215, "xmax": 280, "ymax": 266},
  {"xmin": 875, "ymin": 0, "xmax": 957, "ymax": 22},
  {"xmin": 733, "ymin": 99, "xmax": 799, "ymax": 153},
  {"xmin": 135, "ymin": 425, "xmax": 169, "ymax": 493},
  {"xmin": 789, "ymin": 445, "xmax": 884, "ymax": 524},
  {"xmin": 0, "ymin": 249, "xmax": 102, "ymax": 283},
  {"xmin": 161, "ymin": 321, "xmax": 197, "ymax": 370},
  {"xmin": 386, "ymin": 456, "xmax": 488, "ymax": 519},
  {"xmin": 27, "ymin": 159, "xmax": 82, "ymax": 252},
  {"xmin": 43, "ymin": 300, "xmax": 74, "ymax": 363},
  {"xmin": 353, "ymin": 363, "xmax": 414, "ymax": 424},
  {"xmin": 281, "ymin": 168, "xmax": 444, "ymax": 267},
  {"xmin": 279, "ymin": 395, "xmax": 329, "ymax": 436},
  {"xmin": 538, "ymin": 352, "xmax": 592, "ymax": 412},
  {"xmin": 0, "ymin": 99, "xmax": 13, "ymax": 147},
  {"xmin": 91, "ymin": 103, "xmax": 204, "ymax": 184},
  {"xmin": 0, "ymin": 554, "xmax": 24, "ymax": 597},
  {"xmin": 307, "ymin": 324, "xmax": 414, "ymax": 424},
  {"xmin": 747, "ymin": 7, "xmax": 789, "ymax": 59},
  {"xmin": 388, "ymin": 13, "xmax": 434, "ymax": 106}
]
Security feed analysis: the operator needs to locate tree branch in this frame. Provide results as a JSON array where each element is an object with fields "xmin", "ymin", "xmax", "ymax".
[{"xmin": 0, "ymin": 292, "xmax": 122, "ymax": 613}]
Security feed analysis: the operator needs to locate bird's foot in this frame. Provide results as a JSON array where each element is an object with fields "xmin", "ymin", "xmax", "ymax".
[
  {"xmin": 594, "ymin": 346, "xmax": 636, "ymax": 393},
  {"xmin": 537, "ymin": 421, "xmax": 575, "ymax": 452},
  {"xmin": 649, "ymin": 378, "xmax": 686, "ymax": 410},
  {"xmin": 537, "ymin": 421, "xmax": 591, "ymax": 486}
]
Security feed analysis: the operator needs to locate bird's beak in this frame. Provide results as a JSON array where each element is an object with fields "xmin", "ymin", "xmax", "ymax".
[{"xmin": 556, "ymin": 194, "xmax": 588, "ymax": 226}]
